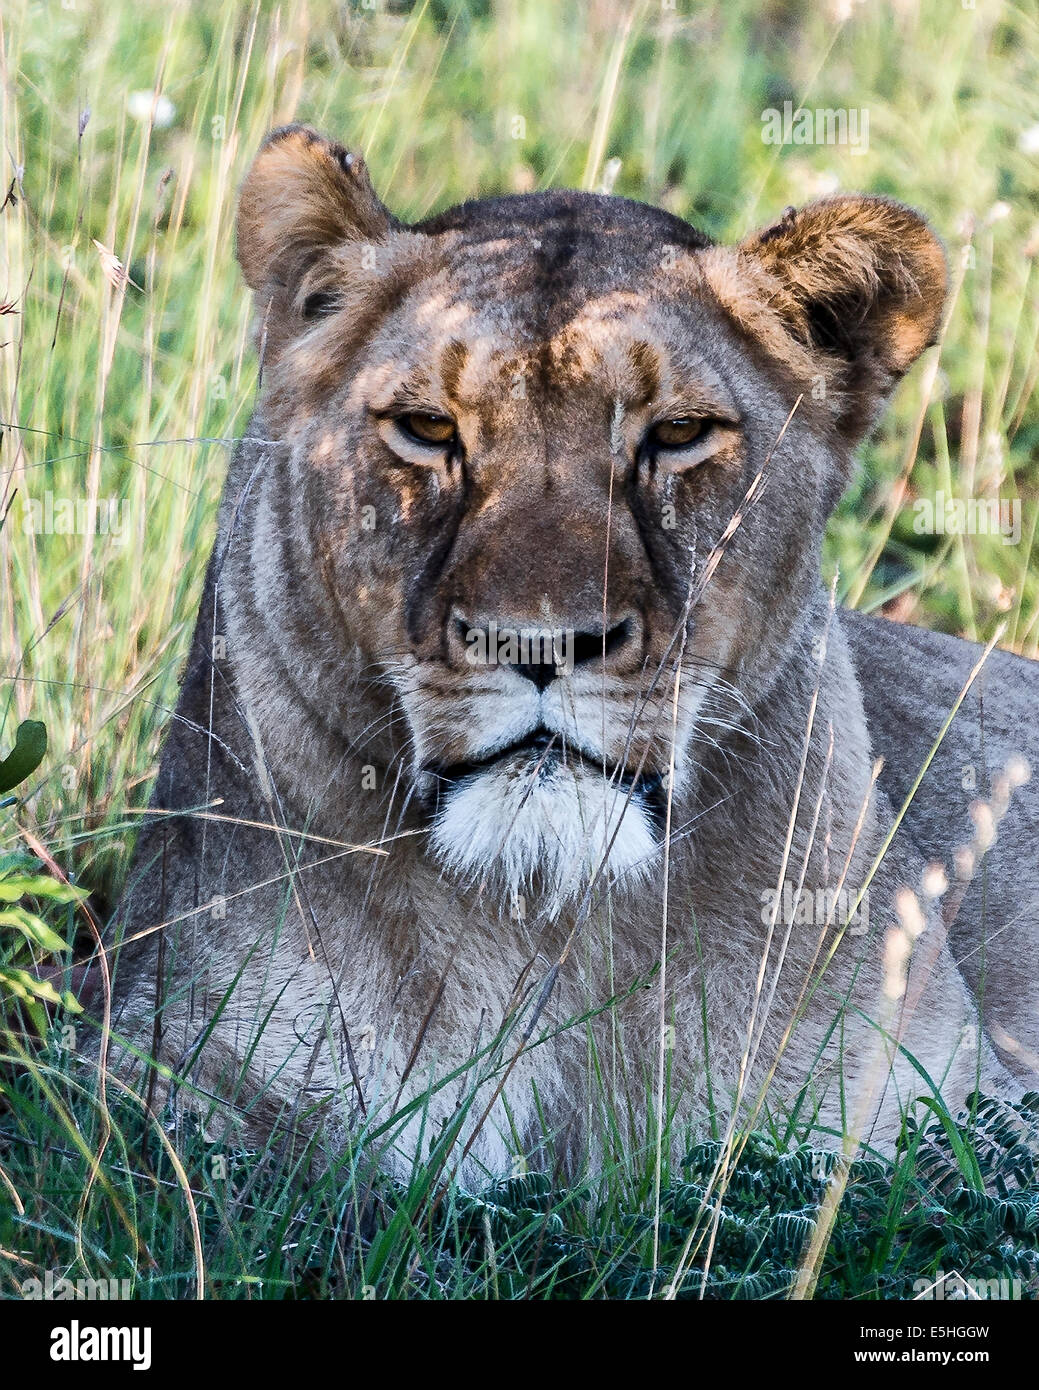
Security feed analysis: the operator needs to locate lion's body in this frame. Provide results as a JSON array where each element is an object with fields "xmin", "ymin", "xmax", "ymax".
[{"xmin": 106, "ymin": 129, "xmax": 1039, "ymax": 1179}]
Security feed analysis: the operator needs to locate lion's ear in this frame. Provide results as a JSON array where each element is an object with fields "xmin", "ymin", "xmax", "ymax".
[
  {"xmin": 236, "ymin": 124, "xmax": 396, "ymax": 314},
  {"xmin": 720, "ymin": 195, "xmax": 947, "ymax": 438}
]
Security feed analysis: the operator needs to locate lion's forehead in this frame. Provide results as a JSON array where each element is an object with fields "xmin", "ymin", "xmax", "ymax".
[{"xmin": 356, "ymin": 248, "xmax": 727, "ymax": 422}]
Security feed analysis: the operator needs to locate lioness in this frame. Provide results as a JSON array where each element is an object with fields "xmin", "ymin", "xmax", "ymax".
[{"xmin": 106, "ymin": 125, "xmax": 1039, "ymax": 1180}]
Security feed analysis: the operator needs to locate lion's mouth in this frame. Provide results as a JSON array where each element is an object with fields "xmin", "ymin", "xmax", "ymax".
[
  {"xmin": 423, "ymin": 725, "xmax": 666, "ymax": 897},
  {"xmin": 422, "ymin": 727, "xmax": 667, "ymax": 820}
]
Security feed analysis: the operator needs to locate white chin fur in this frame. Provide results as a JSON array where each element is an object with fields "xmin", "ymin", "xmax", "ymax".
[{"xmin": 430, "ymin": 760, "xmax": 658, "ymax": 908}]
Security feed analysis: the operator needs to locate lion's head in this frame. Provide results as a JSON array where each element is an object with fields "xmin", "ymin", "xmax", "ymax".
[{"xmin": 232, "ymin": 125, "xmax": 945, "ymax": 905}]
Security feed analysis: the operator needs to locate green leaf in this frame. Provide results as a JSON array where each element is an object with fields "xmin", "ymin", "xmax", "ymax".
[
  {"xmin": 0, "ymin": 966, "xmax": 82, "ymax": 1015},
  {"xmin": 0, "ymin": 720, "xmax": 48, "ymax": 795},
  {"xmin": 0, "ymin": 872, "xmax": 82, "ymax": 904},
  {"xmin": 0, "ymin": 906, "xmax": 69, "ymax": 954}
]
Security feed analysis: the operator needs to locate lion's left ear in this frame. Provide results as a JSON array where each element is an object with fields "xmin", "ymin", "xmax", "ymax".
[{"xmin": 707, "ymin": 195, "xmax": 947, "ymax": 438}]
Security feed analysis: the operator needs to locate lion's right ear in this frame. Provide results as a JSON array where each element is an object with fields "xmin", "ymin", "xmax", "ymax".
[{"xmin": 236, "ymin": 125, "xmax": 396, "ymax": 315}]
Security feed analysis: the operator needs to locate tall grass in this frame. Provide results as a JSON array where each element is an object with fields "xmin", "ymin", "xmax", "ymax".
[{"xmin": 1, "ymin": 0, "xmax": 1038, "ymax": 1299}]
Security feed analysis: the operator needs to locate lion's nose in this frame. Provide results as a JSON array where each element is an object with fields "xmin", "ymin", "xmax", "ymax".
[{"xmin": 449, "ymin": 612, "xmax": 642, "ymax": 688}]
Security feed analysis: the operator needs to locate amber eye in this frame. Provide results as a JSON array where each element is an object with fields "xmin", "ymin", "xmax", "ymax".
[
  {"xmin": 398, "ymin": 413, "xmax": 457, "ymax": 447},
  {"xmin": 647, "ymin": 417, "xmax": 705, "ymax": 449}
]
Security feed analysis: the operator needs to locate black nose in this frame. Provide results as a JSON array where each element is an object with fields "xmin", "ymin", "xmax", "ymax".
[
  {"xmin": 450, "ymin": 613, "xmax": 641, "ymax": 687},
  {"xmin": 514, "ymin": 658, "xmax": 556, "ymax": 691},
  {"xmin": 511, "ymin": 618, "xmax": 638, "ymax": 689},
  {"xmin": 571, "ymin": 619, "xmax": 636, "ymax": 669}
]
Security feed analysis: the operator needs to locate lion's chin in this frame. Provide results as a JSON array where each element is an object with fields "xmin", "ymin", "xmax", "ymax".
[{"xmin": 429, "ymin": 758, "xmax": 659, "ymax": 912}]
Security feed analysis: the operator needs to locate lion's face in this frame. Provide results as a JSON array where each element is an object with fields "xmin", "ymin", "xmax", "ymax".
[{"xmin": 235, "ymin": 127, "xmax": 945, "ymax": 903}]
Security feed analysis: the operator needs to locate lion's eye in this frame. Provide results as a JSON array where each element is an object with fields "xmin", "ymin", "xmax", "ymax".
[
  {"xmin": 301, "ymin": 291, "xmax": 341, "ymax": 320},
  {"xmin": 647, "ymin": 417, "xmax": 705, "ymax": 450},
  {"xmin": 398, "ymin": 413, "xmax": 457, "ymax": 447}
]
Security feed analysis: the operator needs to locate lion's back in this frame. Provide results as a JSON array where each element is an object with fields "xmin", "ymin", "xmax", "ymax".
[{"xmin": 844, "ymin": 608, "xmax": 1039, "ymax": 1079}]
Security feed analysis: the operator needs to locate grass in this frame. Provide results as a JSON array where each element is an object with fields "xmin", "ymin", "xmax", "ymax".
[
  {"xmin": 1, "ymin": 0, "xmax": 1039, "ymax": 1299},
  {"xmin": 4, "ymin": 1022, "xmax": 1039, "ymax": 1298}
]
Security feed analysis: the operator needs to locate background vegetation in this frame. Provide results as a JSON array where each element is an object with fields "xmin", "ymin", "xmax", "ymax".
[{"xmin": 1, "ymin": 0, "xmax": 1038, "ymax": 1299}]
